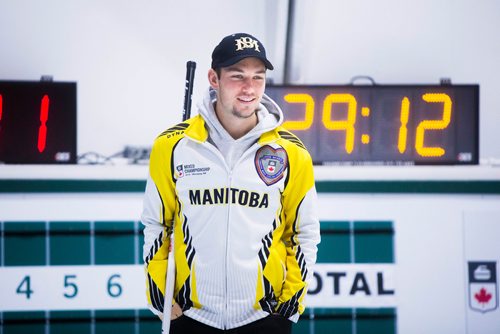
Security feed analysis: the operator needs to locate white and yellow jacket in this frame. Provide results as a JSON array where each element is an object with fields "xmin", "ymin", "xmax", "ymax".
[{"xmin": 141, "ymin": 89, "xmax": 320, "ymax": 330}]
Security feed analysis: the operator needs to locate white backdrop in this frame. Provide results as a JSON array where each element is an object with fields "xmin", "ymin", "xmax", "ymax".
[{"xmin": 0, "ymin": 0, "xmax": 499, "ymax": 161}]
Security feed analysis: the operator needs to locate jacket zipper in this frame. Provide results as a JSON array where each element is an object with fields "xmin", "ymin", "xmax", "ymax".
[
  {"xmin": 196, "ymin": 140, "xmax": 270, "ymax": 329},
  {"xmin": 224, "ymin": 170, "xmax": 233, "ymax": 329},
  {"xmin": 198, "ymin": 140, "xmax": 232, "ymax": 329},
  {"xmin": 222, "ymin": 142, "xmax": 266, "ymax": 328}
]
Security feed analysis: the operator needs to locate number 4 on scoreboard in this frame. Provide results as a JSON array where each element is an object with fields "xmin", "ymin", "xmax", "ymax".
[{"xmin": 16, "ymin": 275, "xmax": 34, "ymax": 299}]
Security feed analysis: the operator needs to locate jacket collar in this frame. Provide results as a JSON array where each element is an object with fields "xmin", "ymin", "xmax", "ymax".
[{"xmin": 184, "ymin": 114, "xmax": 280, "ymax": 145}]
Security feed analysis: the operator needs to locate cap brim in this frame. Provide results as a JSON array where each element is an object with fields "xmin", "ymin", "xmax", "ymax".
[{"xmin": 217, "ymin": 55, "xmax": 274, "ymax": 70}]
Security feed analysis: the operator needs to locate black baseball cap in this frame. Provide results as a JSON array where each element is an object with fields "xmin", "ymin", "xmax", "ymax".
[{"xmin": 211, "ymin": 33, "xmax": 274, "ymax": 70}]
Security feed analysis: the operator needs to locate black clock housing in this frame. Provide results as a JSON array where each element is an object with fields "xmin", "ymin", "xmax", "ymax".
[
  {"xmin": 0, "ymin": 81, "xmax": 77, "ymax": 164},
  {"xmin": 266, "ymin": 84, "xmax": 479, "ymax": 165}
]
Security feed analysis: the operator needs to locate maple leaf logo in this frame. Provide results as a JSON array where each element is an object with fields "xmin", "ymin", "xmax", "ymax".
[{"xmin": 474, "ymin": 288, "xmax": 492, "ymax": 305}]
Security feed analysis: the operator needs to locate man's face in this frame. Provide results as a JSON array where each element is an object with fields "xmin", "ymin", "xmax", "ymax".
[{"xmin": 209, "ymin": 57, "xmax": 266, "ymax": 120}]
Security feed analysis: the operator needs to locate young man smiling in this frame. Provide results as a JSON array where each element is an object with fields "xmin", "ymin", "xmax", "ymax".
[
  {"xmin": 208, "ymin": 57, "xmax": 267, "ymax": 138},
  {"xmin": 142, "ymin": 33, "xmax": 320, "ymax": 333}
]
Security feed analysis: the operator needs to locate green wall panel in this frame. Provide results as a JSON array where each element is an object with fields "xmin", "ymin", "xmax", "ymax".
[
  {"xmin": 49, "ymin": 311, "xmax": 91, "ymax": 334},
  {"xmin": 3, "ymin": 311, "xmax": 45, "ymax": 334},
  {"xmin": 95, "ymin": 310, "xmax": 136, "ymax": 334},
  {"xmin": 317, "ymin": 221, "xmax": 351, "ymax": 263},
  {"xmin": 94, "ymin": 221, "xmax": 135, "ymax": 265},
  {"xmin": 354, "ymin": 221, "xmax": 394, "ymax": 263},
  {"xmin": 0, "ymin": 219, "xmax": 397, "ymax": 333},
  {"xmin": 356, "ymin": 308, "xmax": 396, "ymax": 334},
  {"xmin": 4, "ymin": 222, "xmax": 46, "ymax": 266},
  {"xmin": 49, "ymin": 222, "xmax": 90, "ymax": 265},
  {"xmin": 138, "ymin": 309, "xmax": 161, "ymax": 334},
  {"xmin": 137, "ymin": 223, "xmax": 145, "ymax": 265}
]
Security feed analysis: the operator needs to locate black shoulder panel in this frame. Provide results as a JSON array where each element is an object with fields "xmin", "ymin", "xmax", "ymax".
[
  {"xmin": 278, "ymin": 130, "xmax": 307, "ymax": 150},
  {"xmin": 158, "ymin": 122, "xmax": 189, "ymax": 138}
]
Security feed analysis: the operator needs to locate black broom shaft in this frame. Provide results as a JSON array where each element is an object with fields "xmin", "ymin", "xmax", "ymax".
[{"xmin": 182, "ymin": 61, "xmax": 196, "ymax": 121}]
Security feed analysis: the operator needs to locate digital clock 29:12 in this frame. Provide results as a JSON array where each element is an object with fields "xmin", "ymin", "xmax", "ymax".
[{"xmin": 265, "ymin": 85, "xmax": 479, "ymax": 165}]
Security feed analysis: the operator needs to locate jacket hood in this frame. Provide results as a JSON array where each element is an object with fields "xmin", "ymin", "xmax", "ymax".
[
  {"xmin": 195, "ymin": 87, "xmax": 284, "ymax": 169},
  {"xmin": 196, "ymin": 88, "xmax": 284, "ymax": 142}
]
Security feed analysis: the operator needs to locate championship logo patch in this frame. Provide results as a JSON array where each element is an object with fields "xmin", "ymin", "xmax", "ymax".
[
  {"xmin": 255, "ymin": 145, "xmax": 288, "ymax": 186},
  {"xmin": 175, "ymin": 163, "xmax": 210, "ymax": 178},
  {"xmin": 176, "ymin": 164, "xmax": 184, "ymax": 178},
  {"xmin": 468, "ymin": 261, "xmax": 498, "ymax": 313}
]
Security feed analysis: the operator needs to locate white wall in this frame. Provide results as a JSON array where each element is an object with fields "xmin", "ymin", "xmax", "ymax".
[
  {"xmin": 1, "ymin": 0, "xmax": 499, "ymax": 161},
  {"xmin": 289, "ymin": 0, "xmax": 500, "ymax": 161},
  {"xmin": 0, "ymin": 0, "xmax": 287, "ymax": 157}
]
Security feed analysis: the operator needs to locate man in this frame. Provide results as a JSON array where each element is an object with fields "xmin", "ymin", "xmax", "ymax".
[{"xmin": 141, "ymin": 33, "xmax": 320, "ymax": 333}]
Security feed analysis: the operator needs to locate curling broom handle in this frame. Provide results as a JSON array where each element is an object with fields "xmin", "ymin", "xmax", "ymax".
[{"xmin": 161, "ymin": 60, "xmax": 196, "ymax": 334}]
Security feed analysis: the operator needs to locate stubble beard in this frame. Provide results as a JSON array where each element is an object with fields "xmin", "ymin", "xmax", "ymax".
[{"xmin": 231, "ymin": 107, "xmax": 259, "ymax": 119}]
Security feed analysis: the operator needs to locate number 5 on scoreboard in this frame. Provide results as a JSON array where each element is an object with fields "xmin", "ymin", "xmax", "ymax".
[{"xmin": 64, "ymin": 274, "xmax": 78, "ymax": 298}]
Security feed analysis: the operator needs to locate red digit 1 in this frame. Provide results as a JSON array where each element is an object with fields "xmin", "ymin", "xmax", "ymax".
[
  {"xmin": 0, "ymin": 94, "xmax": 3, "ymax": 144},
  {"xmin": 38, "ymin": 95, "xmax": 50, "ymax": 153},
  {"xmin": 0, "ymin": 94, "xmax": 3, "ymax": 127}
]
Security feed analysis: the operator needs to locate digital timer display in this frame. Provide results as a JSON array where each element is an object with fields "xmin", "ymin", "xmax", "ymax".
[
  {"xmin": 266, "ymin": 85, "xmax": 479, "ymax": 165},
  {"xmin": 0, "ymin": 81, "xmax": 77, "ymax": 164}
]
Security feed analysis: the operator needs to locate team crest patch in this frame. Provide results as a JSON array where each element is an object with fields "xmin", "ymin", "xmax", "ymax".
[
  {"xmin": 255, "ymin": 145, "xmax": 288, "ymax": 186},
  {"xmin": 468, "ymin": 261, "xmax": 498, "ymax": 313}
]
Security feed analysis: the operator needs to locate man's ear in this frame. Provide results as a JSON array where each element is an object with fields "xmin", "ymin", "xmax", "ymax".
[{"xmin": 208, "ymin": 69, "xmax": 219, "ymax": 90}]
